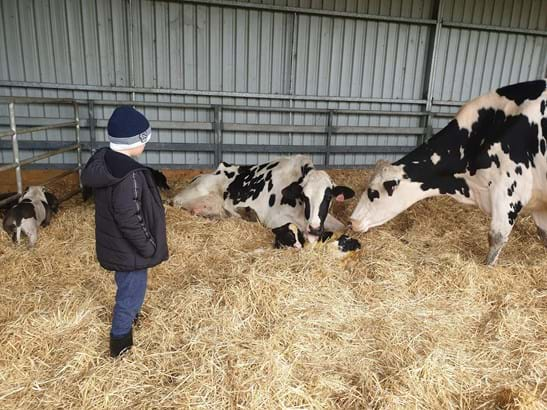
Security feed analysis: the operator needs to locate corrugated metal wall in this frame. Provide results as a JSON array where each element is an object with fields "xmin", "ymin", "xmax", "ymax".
[{"xmin": 0, "ymin": 0, "xmax": 546, "ymax": 168}]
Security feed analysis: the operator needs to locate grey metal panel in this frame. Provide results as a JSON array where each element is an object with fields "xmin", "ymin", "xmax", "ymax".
[{"xmin": 1, "ymin": 0, "xmax": 546, "ymax": 169}]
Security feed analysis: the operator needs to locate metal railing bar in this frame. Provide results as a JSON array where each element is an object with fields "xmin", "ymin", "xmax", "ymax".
[
  {"xmin": 0, "ymin": 80, "xmax": 429, "ymax": 105},
  {"xmin": 175, "ymin": 0, "xmax": 438, "ymax": 25},
  {"xmin": 0, "ymin": 162, "xmax": 18, "ymax": 173},
  {"xmin": 18, "ymin": 143, "xmax": 80, "ymax": 167},
  {"xmin": 0, "ymin": 141, "xmax": 216, "ymax": 152},
  {"xmin": 0, "ymin": 97, "xmax": 76, "ymax": 104},
  {"xmin": 221, "ymin": 144, "xmax": 415, "ymax": 154},
  {"xmin": 443, "ymin": 21, "xmax": 547, "ymax": 37},
  {"xmin": 0, "ymin": 192, "xmax": 20, "ymax": 208},
  {"xmin": 0, "ymin": 121, "xmax": 77, "ymax": 138}
]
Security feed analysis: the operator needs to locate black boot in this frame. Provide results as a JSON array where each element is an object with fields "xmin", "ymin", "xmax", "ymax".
[{"xmin": 110, "ymin": 329, "xmax": 133, "ymax": 358}]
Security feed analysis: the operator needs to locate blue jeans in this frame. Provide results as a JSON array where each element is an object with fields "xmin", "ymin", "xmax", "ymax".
[{"xmin": 111, "ymin": 269, "xmax": 148, "ymax": 338}]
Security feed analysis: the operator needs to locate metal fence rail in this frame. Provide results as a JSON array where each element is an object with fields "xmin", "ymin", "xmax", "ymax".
[
  {"xmin": 0, "ymin": 94, "xmax": 460, "ymax": 175},
  {"xmin": 0, "ymin": 99, "xmax": 82, "ymax": 206}
]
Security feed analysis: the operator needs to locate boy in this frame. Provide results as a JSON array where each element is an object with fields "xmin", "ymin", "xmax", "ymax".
[{"xmin": 81, "ymin": 106, "xmax": 169, "ymax": 357}]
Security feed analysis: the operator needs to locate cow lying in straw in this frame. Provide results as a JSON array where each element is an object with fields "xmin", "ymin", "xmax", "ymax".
[
  {"xmin": 172, "ymin": 155, "xmax": 355, "ymax": 245},
  {"xmin": 350, "ymin": 79, "xmax": 547, "ymax": 265},
  {"xmin": 2, "ymin": 186, "xmax": 59, "ymax": 247}
]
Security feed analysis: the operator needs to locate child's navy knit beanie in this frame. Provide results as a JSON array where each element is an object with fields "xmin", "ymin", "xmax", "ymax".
[{"xmin": 107, "ymin": 106, "xmax": 151, "ymax": 151}]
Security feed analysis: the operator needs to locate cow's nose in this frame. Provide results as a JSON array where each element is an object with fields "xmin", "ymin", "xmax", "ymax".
[{"xmin": 308, "ymin": 225, "xmax": 323, "ymax": 236}]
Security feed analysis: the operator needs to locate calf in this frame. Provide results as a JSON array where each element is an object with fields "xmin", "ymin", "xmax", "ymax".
[
  {"xmin": 173, "ymin": 155, "xmax": 355, "ymax": 241},
  {"xmin": 272, "ymin": 223, "xmax": 305, "ymax": 249},
  {"xmin": 350, "ymin": 79, "xmax": 547, "ymax": 265},
  {"xmin": 2, "ymin": 186, "xmax": 59, "ymax": 247}
]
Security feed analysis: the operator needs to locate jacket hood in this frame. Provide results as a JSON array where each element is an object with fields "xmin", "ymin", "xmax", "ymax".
[{"xmin": 81, "ymin": 148, "xmax": 147, "ymax": 188}]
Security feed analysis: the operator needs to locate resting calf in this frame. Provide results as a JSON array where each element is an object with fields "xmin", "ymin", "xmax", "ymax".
[{"xmin": 2, "ymin": 186, "xmax": 59, "ymax": 247}]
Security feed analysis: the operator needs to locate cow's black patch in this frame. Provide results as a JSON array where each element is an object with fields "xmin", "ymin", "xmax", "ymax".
[
  {"xmin": 223, "ymin": 192, "xmax": 228, "ymax": 200},
  {"xmin": 269, "ymin": 194, "xmax": 276, "ymax": 207},
  {"xmin": 507, "ymin": 180, "xmax": 517, "ymax": 197},
  {"xmin": 396, "ymin": 108, "xmax": 540, "ymax": 197},
  {"xmin": 257, "ymin": 163, "xmax": 269, "ymax": 172},
  {"xmin": 395, "ymin": 120, "xmax": 471, "ymax": 196},
  {"xmin": 226, "ymin": 165, "xmax": 266, "ymax": 205},
  {"xmin": 215, "ymin": 170, "xmax": 221, "ymax": 175},
  {"xmin": 383, "ymin": 180, "xmax": 398, "ymax": 196},
  {"xmin": 541, "ymin": 100, "xmax": 546, "ymax": 115},
  {"xmin": 515, "ymin": 166, "xmax": 522, "ymax": 175},
  {"xmin": 303, "ymin": 196, "xmax": 310, "ymax": 219},
  {"xmin": 4, "ymin": 201, "xmax": 37, "ymax": 227},
  {"xmin": 268, "ymin": 180, "xmax": 273, "ymax": 192},
  {"xmin": 317, "ymin": 188, "xmax": 332, "ymax": 229},
  {"xmin": 496, "ymin": 80, "xmax": 545, "ymax": 105},
  {"xmin": 221, "ymin": 161, "xmax": 232, "ymax": 167},
  {"xmin": 541, "ymin": 139, "xmax": 546, "ymax": 156},
  {"xmin": 280, "ymin": 182, "xmax": 302, "ymax": 207},
  {"xmin": 266, "ymin": 162, "xmax": 279, "ymax": 170},
  {"xmin": 506, "ymin": 171, "xmax": 511, "ymax": 177},
  {"xmin": 367, "ymin": 188, "xmax": 380, "ymax": 202},
  {"xmin": 224, "ymin": 171, "xmax": 235, "ymax": 178},
  {"xmin": 301, "ymin": 163, "xmax": 313, "ymax": 177},
  {"xmin": 265, "ymin": 171, "xmax": 272, "ymax": 181},
  {"xmin": 508, "ymin": 201, "xmax": 522, "ymax": 225}
]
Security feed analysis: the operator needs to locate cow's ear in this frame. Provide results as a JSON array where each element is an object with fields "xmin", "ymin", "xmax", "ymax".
[
  {"xmin": 383, "ymin": 179, "xmax": 399, "ymax": 196},
  {"xmin": 332, "ymin": 186, "xmax": 355, "ymax": 201},
  {"xmin": 281, "ymin": 182, "xmax": 303, "ymax": 201}
]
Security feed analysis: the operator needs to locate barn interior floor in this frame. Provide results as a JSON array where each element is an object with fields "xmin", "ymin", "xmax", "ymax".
[{"xmin": 0, "ymin": 169, "xmax": 546, "ymax": 409}]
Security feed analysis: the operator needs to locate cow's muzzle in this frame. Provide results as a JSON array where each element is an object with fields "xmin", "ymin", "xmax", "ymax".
[{"xmin": 307, "ymin": 225, "xmax": 324, "ymax": 237}]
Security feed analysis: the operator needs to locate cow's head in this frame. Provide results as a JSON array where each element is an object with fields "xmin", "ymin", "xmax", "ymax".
[
  {"xmin": 23, "ymin": 186, "xmax": 47, "ymax": 202},
  {"xmin": 350, "ymin": 160, "xmax": 428, "ymax": 232},
  {"xmin": 281, "ymin": 170, "xmax": 354, "ymax": 239},
  {"xmin": 273, "ymin": 223, "xmax": 305, "ymax": 249}
]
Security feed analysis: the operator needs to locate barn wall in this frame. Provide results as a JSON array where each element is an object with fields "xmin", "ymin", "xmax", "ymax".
[{"xmin": 0, "ymin": 0, "xmax": 545, "ymax": 169}]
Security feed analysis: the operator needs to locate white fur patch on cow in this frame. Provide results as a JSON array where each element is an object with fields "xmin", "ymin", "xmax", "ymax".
[{"xmin": 430, "ymin": 153, "xmax": 441, "ymax": 165}]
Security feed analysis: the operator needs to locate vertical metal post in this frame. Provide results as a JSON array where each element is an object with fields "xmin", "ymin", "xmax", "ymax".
[
  {"xmin": 9, "ymin": 102, "xmax": 23, "ymax": 194},
  {"xmin": 213, "ymin": 105, "xmax": 222, "ymax": 166},
  {"xmin": 88, "ymin": 100, "xmax": 96, "ymax": 154},
  {"xmin": 421, "ymin": 0, "xmax": 444, "ymax": 145},
  {"xmin": 74, "ymin": 102, "xmax": 82, "ymax": 188},
  {"xmin": 127, "ymin": 0, "xmax": 136, "ymax": 101},
  {"xmin": 288, "ymin": 12, "xmax": 298, "ymax": 147},
  {"xmin": 325, "ymin": 110, "xmax": 333, "ymax": 168}
]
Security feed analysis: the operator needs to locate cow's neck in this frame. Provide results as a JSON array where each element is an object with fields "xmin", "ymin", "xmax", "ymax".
[{"xmin": 394, "ymin": 120, "xmax": 473, "ymax": 201}]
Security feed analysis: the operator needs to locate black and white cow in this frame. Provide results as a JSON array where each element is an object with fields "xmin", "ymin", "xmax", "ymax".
[
  {"xmin": 173, "ymin": 155, "xmax": 355, "ymax": 242},
  {"xmin": 350, "ymin": 79, "xmax": 547, "ymax": 265},
  {"xmin": 2, "ymin": 186, "xmax": 59, "ymax": 246}
]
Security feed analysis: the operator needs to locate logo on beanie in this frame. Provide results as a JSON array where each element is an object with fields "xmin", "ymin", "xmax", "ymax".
[{"xmin": 138, "ymin": 133, "xmax": 149, "ymax": 143}]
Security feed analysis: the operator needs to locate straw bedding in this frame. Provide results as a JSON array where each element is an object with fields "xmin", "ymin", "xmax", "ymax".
[{"xmin": 0, "ymin": 169, "xmax": 546, "ymax": 409}]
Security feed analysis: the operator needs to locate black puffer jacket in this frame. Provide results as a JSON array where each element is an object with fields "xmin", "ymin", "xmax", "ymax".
[{"xmin": 81, "ymin": 148, "xmax": 168, "ymax": 271}]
